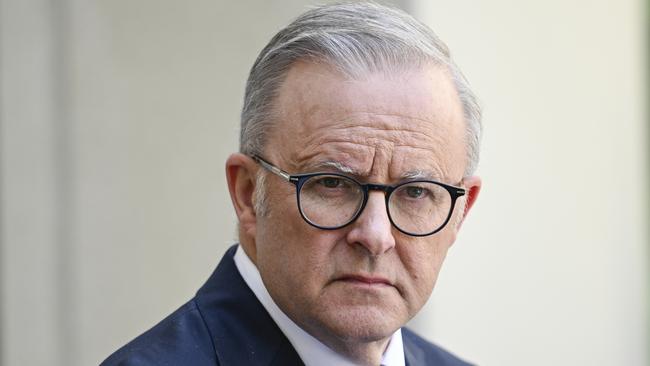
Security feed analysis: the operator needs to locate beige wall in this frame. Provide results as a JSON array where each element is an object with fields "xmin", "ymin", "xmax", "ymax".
[
  {"xmin": 0, "ymin": 0, "xmax": 646, "ymax": 365},
  {"xmin": 409, "ymin": 0, "xmax": 648, "ymax": 365}
]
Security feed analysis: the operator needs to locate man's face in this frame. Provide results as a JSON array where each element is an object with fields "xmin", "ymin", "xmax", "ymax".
[{"xmin": 252, "ymin": 61, "xmax": 472, "ymax": 346}]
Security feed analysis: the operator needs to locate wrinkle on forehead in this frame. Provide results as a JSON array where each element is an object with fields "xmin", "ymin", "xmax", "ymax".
[
  {"xmin": 291, "ymin": 117, "xmax": 453, "ymax": 178},
  {"xmin": 282, "ymin": 122, "xmax": 459, "ymax": 184},
  {"xmin": 269, "ymin": 61, "xmax": 466, "ymax": 183},
  {"xmin": 297, "ymin": 121, "xmax": 449, "ymax": 152},
  {"xmin": 289, "ymin": 140, "xmax": 449, "ymax": 183}
]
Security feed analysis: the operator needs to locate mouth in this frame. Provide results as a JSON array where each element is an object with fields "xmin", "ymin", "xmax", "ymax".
[{"xmin": 335, "ymin": 274, "xmax": 393, "ymax": 287}]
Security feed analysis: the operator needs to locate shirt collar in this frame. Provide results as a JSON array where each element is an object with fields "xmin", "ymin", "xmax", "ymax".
[{"xmin": 234, "ymin": 245, "xmax": 405, "ymax": 366}]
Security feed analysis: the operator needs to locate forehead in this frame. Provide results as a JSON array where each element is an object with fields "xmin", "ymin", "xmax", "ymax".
[{"xmin": 268, "ymin": 61, "xmax": 466, "ymax": 181}]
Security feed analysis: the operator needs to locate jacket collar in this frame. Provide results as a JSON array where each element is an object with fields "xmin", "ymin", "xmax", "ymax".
[
  {"xmin": 403, "ymin": 335, "xmax": 425, "ymax": 366},
  {"xmin": 194, "ymin": 245, "xmax": 303, "ymax": 366}
]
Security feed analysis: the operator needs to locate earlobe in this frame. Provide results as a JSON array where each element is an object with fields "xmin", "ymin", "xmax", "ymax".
[{"xmin": 225, "ymin": 153, "xmax": 258, "ymax": 237}]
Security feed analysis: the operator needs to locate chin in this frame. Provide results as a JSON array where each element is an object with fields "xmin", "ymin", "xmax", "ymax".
[{"xmin": 312, "ymin": 304, "xmax": 404, "ymax": 343}]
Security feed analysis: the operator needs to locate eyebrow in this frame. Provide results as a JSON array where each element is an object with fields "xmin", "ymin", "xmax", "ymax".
[
  {"xmin": 402, "ymin": 170, "xmax": 430, "ymax": 180},
  {"xmin": 301, "ymin": 160, "xmax": 444, "ymax": 182},
  {"xmin": 401, "ymin": 169, "xmax": 444, "ymax": 181},
  {"xmin": 306, "ymin": 160, "xmax": 361, "ymax": 175}
]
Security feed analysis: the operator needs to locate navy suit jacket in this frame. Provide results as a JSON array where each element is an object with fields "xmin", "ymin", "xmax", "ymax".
[{"xmin": 101, "ymin": 245, "xmax": 474, "ymax": 366}]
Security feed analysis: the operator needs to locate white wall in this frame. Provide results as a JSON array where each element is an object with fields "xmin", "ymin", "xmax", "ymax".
[
  {"xmin": 0, "ymin": 0, "xmax": 321, "ymax": 364},
  {"xmin": 1, "ymin": 1, "xmax": 63, "ymax": 364},
  {"xmin": 0, "ymin": 1, "xmax": 403, "ymax": 365},
  {"xmin": 1, "ymin": 0, "xmax": 646, "ymax": 365},
  {"xmin": 408, "ymin": 1, "xmax": 648, "ymax": 365}
]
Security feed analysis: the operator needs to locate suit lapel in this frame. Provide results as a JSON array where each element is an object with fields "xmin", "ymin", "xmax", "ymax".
[
  {"xmin": 268, "ymin": 340, "xmax": 307, "ymax": 366},
  {"xmin": 403, "ymin": 330, "xmax": 425, "ymax": 366},
  {"xmin": 194, "ymin": 245, "xmax": 304, "ymax": 366}
]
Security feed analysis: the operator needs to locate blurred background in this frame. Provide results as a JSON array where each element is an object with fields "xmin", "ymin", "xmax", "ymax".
[{"xmin": 1, "ymin": 0, "xmax": 647, "ymax": 365}]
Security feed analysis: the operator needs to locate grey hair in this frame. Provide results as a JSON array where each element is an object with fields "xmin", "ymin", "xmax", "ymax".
[
  {"xmin": 240, "ymin": 1, "xmax": 482, "ymax": 176},
  {"xmin": 252, "ymin": 169, "xmax": 269, "ymax": 217}
]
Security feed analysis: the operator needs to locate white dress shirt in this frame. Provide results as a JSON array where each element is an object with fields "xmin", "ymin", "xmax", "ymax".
[{"xmin": 234, "ymin": 245, "xmax": 405, "ymax": 366}]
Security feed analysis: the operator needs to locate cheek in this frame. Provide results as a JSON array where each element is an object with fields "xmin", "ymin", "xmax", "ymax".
[
  {"xmin": 255, "ymin": 197, "xmax": 342, "ymax": 293},
  {"xmin": 398, "ymin": 237, "xmax": 453, "ymax": 308},
  {"xmin": 256, "ymin": 215, "xmax": 349, "ymax": 326},
  {"xmin": 257, "ymin": 185, "xmax": 303, "ymax": 252}
]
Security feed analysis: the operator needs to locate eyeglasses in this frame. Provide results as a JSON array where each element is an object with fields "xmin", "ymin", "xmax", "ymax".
[{"xmin": 252, "ymin": 155, "xmax": 466, "ymax": 237}]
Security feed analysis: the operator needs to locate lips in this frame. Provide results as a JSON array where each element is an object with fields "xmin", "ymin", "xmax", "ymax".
[{"xmin": 336, "ymin": 274, "xmax": 393, "ymax": 286}]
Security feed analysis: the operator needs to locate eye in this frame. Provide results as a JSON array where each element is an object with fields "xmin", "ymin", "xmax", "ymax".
[
  {"xmin": 304, "ymin": 175, "xmax": 359, "ymax": 200},
  {"xmin": 405, "ymin": 185, "xmax": 427, "ymax": 199},
  {"xmin": 318, "ymin": 177, "xmax": 343, "ymax": 188}
]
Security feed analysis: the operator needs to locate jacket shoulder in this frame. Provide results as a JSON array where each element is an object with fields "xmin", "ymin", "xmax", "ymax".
[
  {"xmin": 100, "ymin": 299, "xmax": 217, "ymax": 366},
  {"xmin": 402, "ymin": 327, "xmax": 475, "ymax": 366}
]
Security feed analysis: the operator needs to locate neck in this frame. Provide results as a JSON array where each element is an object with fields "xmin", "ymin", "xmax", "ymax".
[{"xmin": 319, "ymin": 334, "xmax": 392, "ymax": 366}]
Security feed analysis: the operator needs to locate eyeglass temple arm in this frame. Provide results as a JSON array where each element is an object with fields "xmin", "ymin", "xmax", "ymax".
[{"xmin": 252, "ymin": 155, "xmax": 292, "ymax": 181}]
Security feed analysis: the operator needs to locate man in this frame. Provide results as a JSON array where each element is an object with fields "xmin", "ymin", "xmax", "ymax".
[{"xmin": 102, "ymin": 2, "xmax": 481, "ymax": 365}]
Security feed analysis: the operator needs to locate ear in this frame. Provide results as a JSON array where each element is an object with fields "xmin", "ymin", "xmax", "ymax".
[
  {"xmin": 225, "ymin": 153, "xmax": 259, "ymax": 241},
  {"xmin": 456, "ymin": 175, "xmax": 482, "ymax": 230}
]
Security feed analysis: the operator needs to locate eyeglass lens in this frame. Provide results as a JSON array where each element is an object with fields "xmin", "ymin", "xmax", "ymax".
[
  {"xmin": 388, "ymin": 182, "xmax": 452, "ymax": 234},
  {"xmin": 299, "ymin": 175, "xmax": 365, "ymax": 228}
]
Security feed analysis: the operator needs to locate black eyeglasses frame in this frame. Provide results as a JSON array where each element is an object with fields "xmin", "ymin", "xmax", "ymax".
[{"xmin": 252, "ymin": 155, "xmax": 466, "ymax": 237}]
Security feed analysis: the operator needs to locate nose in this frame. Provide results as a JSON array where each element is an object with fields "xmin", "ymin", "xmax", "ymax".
[{"xmin": 346, "ymin": 191, "xmax": 396, "ymax": 256}]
